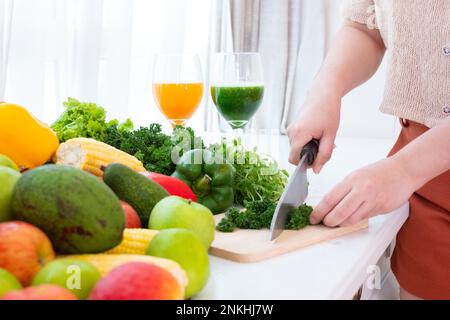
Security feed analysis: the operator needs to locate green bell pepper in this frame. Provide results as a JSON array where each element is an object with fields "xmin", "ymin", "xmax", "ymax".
[{"xmin": 172, "ymin": 149, "xmax": 235, "ymax": 214}]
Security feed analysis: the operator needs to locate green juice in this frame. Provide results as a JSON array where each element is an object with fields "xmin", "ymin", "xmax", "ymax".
[{"xmin": 211, "ymin": 85, "xmax": 264, "ymax": 129}]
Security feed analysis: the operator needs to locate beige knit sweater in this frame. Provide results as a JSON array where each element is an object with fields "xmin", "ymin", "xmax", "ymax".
[{"xmin": 341, "ymin": 0, "xmax": 450, "ymax": 128}]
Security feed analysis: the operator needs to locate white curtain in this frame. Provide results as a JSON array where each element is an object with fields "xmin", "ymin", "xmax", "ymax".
[
  {"xmin": 205, "ymin": 0, "xmax": 330, "ymax": 133},
  {"xmin": 0, "ymin": 0, "xmax": 211, "ymax": 131},
  {"xmin": 0, "ymin": 0, "xmax": 332, "ymax": 133}
]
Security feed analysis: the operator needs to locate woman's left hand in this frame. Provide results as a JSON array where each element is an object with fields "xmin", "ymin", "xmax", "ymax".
[{"xmin": 310, "ymin": 158, "xmax": 417, "ymax": 227}]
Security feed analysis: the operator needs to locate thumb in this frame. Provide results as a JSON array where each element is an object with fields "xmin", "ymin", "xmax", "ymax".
[{"xmin": 312, "ymin": 134, "xmax": 335, "ymax": 174}]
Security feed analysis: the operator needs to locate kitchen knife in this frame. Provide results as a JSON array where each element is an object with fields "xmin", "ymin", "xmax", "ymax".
[{"xmin": 269, "ymin": 139, "xmax": 319, "ymax": 241}]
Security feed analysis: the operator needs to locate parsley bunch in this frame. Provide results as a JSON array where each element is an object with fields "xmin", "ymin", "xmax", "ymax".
[
  {"xmin": 216, "ymin": 200, "xmax": 313, "ymax": 233},
  {"xmin": 209, "ymin": 138, "xmax": 289, "ymax": 206}
]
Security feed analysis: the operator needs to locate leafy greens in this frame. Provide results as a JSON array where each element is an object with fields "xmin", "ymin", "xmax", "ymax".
[
  {"xmin": 51, "ymin": 97, "xmax": 133, "ymax": 142},
  {"xmin": 104, "ymin": 124, "xmax": 204, "ymax": 176},
  {"xmin": 216, "ymin": 199, "xmax": 313, "ymax": 233},
  {"xmin": 209, "ymin": 138, "xmax": 289, "ymax": 206}
]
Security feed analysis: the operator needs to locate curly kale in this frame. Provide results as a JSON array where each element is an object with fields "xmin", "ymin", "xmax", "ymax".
[
  {"xmin": 104, "ymin": 123, "xmax": 204, "ymax": 176},
  {"xmin": 215, "ymin": 199, "xmax": 275, "ymax": 232},
  {"xmin": 216, "ymin": 200, "xmax": 313, "ymax": 233},
  {"xmin": 105, "ymin": 123, "xmax": 175, "ymax": 175},
  {"xmin": 241, "ymin": 199, "xmax": 276, "ymax": 229},
  {"xmin": 104, "ymin": 124, "xmax": 124, "ymax": 148},
  {"xmin": 285, "ymin": 204, "xmax": 313, "ymax": 230},
  {"xmin": 216, "ymin": 207, "xmax": 240, "ymax": 233}
]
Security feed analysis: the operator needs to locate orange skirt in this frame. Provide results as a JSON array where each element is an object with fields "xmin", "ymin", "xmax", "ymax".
[{"xmin": 388, "ymin": 119, "xmax": 450, "ymax": 300}]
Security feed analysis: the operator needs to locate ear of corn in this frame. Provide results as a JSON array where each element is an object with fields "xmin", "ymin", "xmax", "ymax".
[
  {"xmin": 53, "ymin": 137, "xmax": 145, "ymax": 176},
  {"xmin": 64, "ymin": 254, "xmax": 188, "ymax": 290},
  {"xmin": 105, "ymin": 228, "xmax": 158, "ymax": 255}
]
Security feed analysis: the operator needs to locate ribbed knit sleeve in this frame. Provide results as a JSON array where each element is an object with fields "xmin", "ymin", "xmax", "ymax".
[
  {"xmin": 340, "ymin": 0, "xmax": 378, "ymax": 28},
  {"xmin": 338, "ymin": 1, "xmax": 449, "ymax": 127}
]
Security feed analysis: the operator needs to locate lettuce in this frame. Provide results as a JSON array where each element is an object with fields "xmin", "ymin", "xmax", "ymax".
[{"xmin": 51, "ymin": 98, "xmax": 133, "ymax": 142}]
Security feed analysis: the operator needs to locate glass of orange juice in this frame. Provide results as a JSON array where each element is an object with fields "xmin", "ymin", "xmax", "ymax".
[{"xmin": 152, "ymin": 53, "xmax": 204, "ymax": 127}]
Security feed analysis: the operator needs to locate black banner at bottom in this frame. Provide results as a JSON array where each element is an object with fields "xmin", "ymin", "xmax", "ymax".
[{"xmin": 0, "ymin": 300, "xmax": 446, "ymax": 318}]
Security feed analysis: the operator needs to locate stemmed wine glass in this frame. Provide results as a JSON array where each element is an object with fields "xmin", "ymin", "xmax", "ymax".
[
  {"xmin": 210, "ymin": 52, "xmax": 264, "ymax": 135},
  {"xmin": 152, "ymin": 53, "xmax": 204, "ymax": 127}
]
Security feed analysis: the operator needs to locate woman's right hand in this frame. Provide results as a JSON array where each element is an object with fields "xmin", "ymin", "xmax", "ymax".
[{"xmin": 287, "ymin": 90, "xmax": 341, "ymax": 173}]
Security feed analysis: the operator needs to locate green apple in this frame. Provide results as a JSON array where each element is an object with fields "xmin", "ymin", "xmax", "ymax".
[
  {"xmin": 146, "ymin": 228, "xmax": 210, "ymax": 299},
  {"xmin": 0, "ymin": 167, "xmax": 21, "ymax": 222},
  {"xmin": 148, "ymin": 196, "xmax": 215, "ymax": 248},
  {"xmin": 0, "ymin": 154, "xmax": 19, "ymax": 171},
  {"xmin": 32, "ymin": 258, "xmax": 101, "ymax": 299},
  {"xmin": 0, "ymin": 268, "xmax": 22, "ymax": 298}
]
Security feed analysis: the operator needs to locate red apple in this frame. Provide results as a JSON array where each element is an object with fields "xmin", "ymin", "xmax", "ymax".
[
  {"xmin": 0, "ymin": 221, "xmax": 55, "ymax": 286},
  {"xmin": 2, "ymin": 284, "xmax": 77, "ymax": 300},
  {"xmin": 89, "ymin": 262, "xmax": 183, "ymax": 300},
  {"xmin": 120, "ymin": 201, "xmax": 141, "ymax": 228}
]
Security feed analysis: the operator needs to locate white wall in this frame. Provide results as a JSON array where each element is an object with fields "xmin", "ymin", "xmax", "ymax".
[{"xmin": 324, "ymin": 0, "xmax": 399, "ymax": 140}]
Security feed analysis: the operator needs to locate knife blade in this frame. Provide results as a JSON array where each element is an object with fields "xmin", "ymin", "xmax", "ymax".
[{"xmin": 269, "ymin": 139, "xmax": 319, "ymax": 240}]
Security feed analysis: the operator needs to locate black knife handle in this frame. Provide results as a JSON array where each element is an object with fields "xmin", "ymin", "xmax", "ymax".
[{"xmin": 300, "ymin": 139, "xmax": 319, "ymax": 166}]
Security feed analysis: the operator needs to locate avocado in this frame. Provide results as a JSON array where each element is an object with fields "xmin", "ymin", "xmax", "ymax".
[
  {"xmin": 103, "ymin": 163, "xmax": 169, "ymax": 226},
  {"xmin": 11, "ymin": 165, "xmax": 124, "ymax": 254}
]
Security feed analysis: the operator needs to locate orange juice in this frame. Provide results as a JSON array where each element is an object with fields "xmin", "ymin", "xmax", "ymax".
[{"xmin": 152, "ymin": 83, "xmax": 203, "ymax": 126}]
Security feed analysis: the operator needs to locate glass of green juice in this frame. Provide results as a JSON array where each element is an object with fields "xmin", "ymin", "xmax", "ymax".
[{"xmin": 210, "ymin": 53, "xmax": 264, "ymax": 132}]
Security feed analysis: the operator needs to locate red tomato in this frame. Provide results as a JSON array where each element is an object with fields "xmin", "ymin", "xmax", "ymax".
[{"xmin": 140, "ymin": 172, "xmax": 197, "ymax": 202}]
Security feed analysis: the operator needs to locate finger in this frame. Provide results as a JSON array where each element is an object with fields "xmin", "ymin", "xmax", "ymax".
[
  {"xmin": 323, "ymin": 190, "xmax": 365, "ymax": 227},
  {"xmin": 288, "ymin": 132, "xmax": 313, "ymax": 165},
  {"xmin": 339, "ymin": 201, "xmax": 375, "ymax": 227},
  {"xmin": 310, "ymin": 182, "xmax": 352, "ymax": 224},
  {"xmin": 312, "ymin": 134, "xmax": 335, "ymax": 174}
]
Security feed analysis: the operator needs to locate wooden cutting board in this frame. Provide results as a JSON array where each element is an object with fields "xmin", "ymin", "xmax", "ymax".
[{"xmin": 209, "ymin": 214, "xmax": 369, "ymax": 263}]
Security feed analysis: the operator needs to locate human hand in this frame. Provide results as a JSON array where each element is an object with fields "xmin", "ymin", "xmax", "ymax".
[
  {"xmin": 310, "ymin": 158, "xmax": 416, "ymax": 227},
  {"xmin": 287, "ymin": 90, "xmax": 341, "ymax": 173}
]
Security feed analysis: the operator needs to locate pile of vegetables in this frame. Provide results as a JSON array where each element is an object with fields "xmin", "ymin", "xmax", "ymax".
[
  {"xmin": 52, "ymin": 98, "xmax": 203, "ymax": 175},
  {"xmin": 51, "ymin": 97, "xmax": 312, "ymax": 232}
]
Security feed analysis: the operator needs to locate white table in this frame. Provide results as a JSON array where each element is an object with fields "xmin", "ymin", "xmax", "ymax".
[{"xmin": 197, "ymin": 136, "xmax": 409, "ymax": 300}]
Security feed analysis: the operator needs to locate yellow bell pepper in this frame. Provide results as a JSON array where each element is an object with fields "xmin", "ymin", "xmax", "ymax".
[{"xmin": 0, "ymin": 102, "xmax": 59, "ymax": 169}]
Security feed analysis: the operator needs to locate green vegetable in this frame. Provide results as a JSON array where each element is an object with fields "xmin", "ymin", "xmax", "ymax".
[
  {"xmin": 216, "ymin": 211, "xmax": 237, "ymax": 233},
  {"xmin": 172, "ymin": 149, "xmax": 235, "ymax": 214},
  {"xmin": 216, "ymin": 199, "xmax": 274, "ymax": 232},
  {"xmin": 285, "ymin": 204, "xmax": 314, "ymax": 230},
  {"xmin": 105, "ymin": 124, "xmax": 175, "ymax": 175},
  {"xmin": 104, "ymin": 124, "xmax": 203, "ymax": 176},
  {"xmin": 51, "ymin": 98, "xmax": 133, "ymax": 142},
  {"xmin": 116, "ymin": 118, "xmax": 134, "ymax": 133},
  {"xmin": 216, "ymin": 200, "xmax": 313, "ymax": 233},
  {"xmin": 103, "ymin": 163, "xmax": 169, "ymax": 226},
  {"xmin": 172, "ymin": 126, "xmax": 205, "ymax": 151},
  {"xmin": 209, "ymin": 138, "xmax": 289, "ymax": 206}
]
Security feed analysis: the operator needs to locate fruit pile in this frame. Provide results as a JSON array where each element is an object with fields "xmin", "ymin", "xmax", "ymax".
[{"xmin": 0, "ymin": 102, "xmax": 215, "ymax": 300}]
